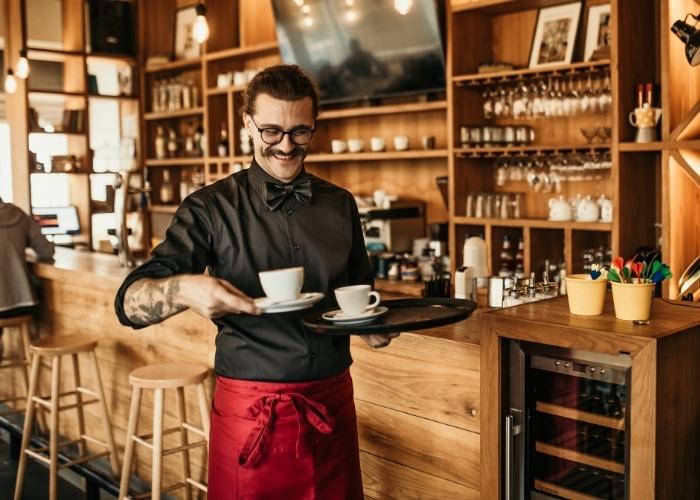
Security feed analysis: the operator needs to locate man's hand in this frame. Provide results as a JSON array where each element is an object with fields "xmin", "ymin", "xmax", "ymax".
[
  {"xmin": 124, "ymin": 274, "xmax": 260, "ymax": 326},
  {"xmin": 178, "ymin": 275, "xmax": 260, "ymax": 318},
  {"xmin": 360, "ymin": 333, "xmax": 400, "ymax": 349}
]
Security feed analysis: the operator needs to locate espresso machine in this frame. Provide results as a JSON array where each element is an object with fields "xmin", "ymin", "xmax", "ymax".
[{"xmin": 358, "ymin": 200, "xmax": 425, "ymax": 253}]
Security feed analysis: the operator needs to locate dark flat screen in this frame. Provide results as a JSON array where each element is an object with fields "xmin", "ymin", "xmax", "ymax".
[{"xmin": 272, "ymin": 0, "xmax": 445, "ymax": 104}]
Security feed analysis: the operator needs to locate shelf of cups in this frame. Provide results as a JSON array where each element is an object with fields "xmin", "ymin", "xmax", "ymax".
[
  {"xmin": 455, "ymin": 144, "xmax": 611, "ymax": 158},
  {"xmin": 305, "ymin": 150, "xmax": 449, "ymax": 163},
  {"xmin": 453, "ymin": 60, "xmax": 611, "ymax": 87},
  {"xmin": 453, "ymin": 216, "xmax": 612, "ymax": 231}
]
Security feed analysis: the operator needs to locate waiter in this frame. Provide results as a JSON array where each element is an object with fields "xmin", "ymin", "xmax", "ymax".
[{"xmin": 115, "ymin": 64, "xmax": 396, "ymax": 499}]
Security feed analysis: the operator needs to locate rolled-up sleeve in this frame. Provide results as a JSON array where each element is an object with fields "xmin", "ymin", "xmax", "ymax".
[{"xmin": 114, "ymin": 194, "xmax": 215, "ymax": 329}]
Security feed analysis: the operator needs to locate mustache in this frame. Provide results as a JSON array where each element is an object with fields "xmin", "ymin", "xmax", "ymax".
[{"xmin": 262, "ymin": 145, "xmax": 307, "ymax": 158}]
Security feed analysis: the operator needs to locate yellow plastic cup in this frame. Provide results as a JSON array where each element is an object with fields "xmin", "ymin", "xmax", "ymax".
[
  {"xmin": 565, "ymin": 274, "xmax": 608, "ymax": 316},
  {"xmin": 610, "ymin": 282, "xmax": 655, "ymax": 321}
]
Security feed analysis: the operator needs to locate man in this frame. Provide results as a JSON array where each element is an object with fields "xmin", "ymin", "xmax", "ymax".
[
  {"xmin": 0, "ymin": 197, "xmax": 55, "ymax": 318},
  {"xmin": 115, "ymin": 64, "xmax": 396, "ymax": 499}
]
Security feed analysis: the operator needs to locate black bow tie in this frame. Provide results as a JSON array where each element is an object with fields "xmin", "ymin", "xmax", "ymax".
[{"xmin": 263, "ymin": 178, "xmax": 312, "ymax": 211}]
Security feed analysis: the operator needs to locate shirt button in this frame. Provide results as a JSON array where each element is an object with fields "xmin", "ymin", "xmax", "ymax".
[
  {"xmin": 310, "ymin": 352, "xmax": 318, "ymax": 360},
  {"xmin": 293, "ymin": 243, "xmax": 301, "ymax": 251},
  {"xmin": 286, "ymin": 209, "xmax": 293, "ymax": 216}
]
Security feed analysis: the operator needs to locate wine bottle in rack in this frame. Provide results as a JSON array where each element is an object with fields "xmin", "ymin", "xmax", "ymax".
[
  {"xmin": 218, "ymin": 122, "xmax": 229, "ymax": 157},
  {"xmin": 155, "ymin": 125, "xmax": 166, "ymax": 159},
  {"xmin": 160, "ymin": 169, "xmax": 174, "ymax": 204}
]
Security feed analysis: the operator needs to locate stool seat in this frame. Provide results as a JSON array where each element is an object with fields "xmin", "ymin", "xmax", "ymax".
[
  {"xmin": 129, "ymin": 363, "xmax": 208, "ymax": 389},
  {"xmin": 29, "ymin": 335, "xmax": 98, "ymax": 356},
  {"xmin": 0, "ymin": 315, "xmax": 32, "ymax": 328}
]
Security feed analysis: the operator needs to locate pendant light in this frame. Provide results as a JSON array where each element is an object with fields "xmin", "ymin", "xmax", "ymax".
[
  {"xmin": 394, "ymin": 0, "xmax": 413, "ymax": 15},
  {"xmin": 192, "ymin": 3, "xmax": 210, "ymax": 44},
  {"xmin": 4, "ymin": 69, "xmax": 17, "ymax": 94},
  {"xmin": 16, "ymin": 49, "xmax": 30, "ymax": 79},
  {"xmin": 671, "ymin": 13, "xmax": 700, "ymax": 66}
]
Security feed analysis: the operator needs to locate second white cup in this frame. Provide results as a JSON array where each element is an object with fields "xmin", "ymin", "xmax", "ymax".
[
  {"xmin": 259, "ymin": 267, "xmax": 304, "ymax": 303},
  {"xmin": 335, "ymin": 285, "xmax": 381, "ymax": 316}
]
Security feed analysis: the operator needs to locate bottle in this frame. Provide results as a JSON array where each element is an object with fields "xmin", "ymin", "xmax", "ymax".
[
  {"xmin": 152, "ymin": 78, "xmax": 161, "ymax": 112},
  {"xmin": 498, "ymin": 235, "xmax": 514, "ymax": 277},
  {"xmin": 192, "ymin": 166, "xmax": 204, "ymax": 189},
  {"xmin": 184, "ymin": 121, "xmax": 195, "ymax": 156},
  {"xmin": 218, "ymin": 122, "xmax": 229, "ymax": 157},
  {"xmin": 195, "ymin": 122, "xmax": 206, "ymax": 156},
  {"xmin": 160, "ymin": 169, "xmax": 174, "ymax": 204},
  {"xmin": 155, "ymin": 126, "xmax": 166, "ymax": 159},
  {"xmin": 167, "ymin": 128, "xmax": 178, "ymax": 158},
  {"xmin": 190, "ymin": 80, "xmax": 199, "ymax": 108},
  {"xmin": 182, "ymin": 79, "xmax": 192, "ymax": 109},
  {"xmin": 514, "ymin": 236, "xmax": 525, "ymax": 279}
]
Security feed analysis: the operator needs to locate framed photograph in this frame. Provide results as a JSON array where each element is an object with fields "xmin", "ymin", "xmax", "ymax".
[
  {"xmin": 529, "ymin": 2, "xmax": 583, "ymax": 68},
  {"xmin": 174, "ymin": 6, "xmax": 201, "ymax": 60},
  {"xmin": 584, "ymin": 4, "xmax": 612, "ymax": 61}
]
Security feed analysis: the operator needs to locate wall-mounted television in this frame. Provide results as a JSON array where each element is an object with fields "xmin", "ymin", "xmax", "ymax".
[{"xmin": 272, "ymin": 0, "xmax": 445, "ymax": 105}]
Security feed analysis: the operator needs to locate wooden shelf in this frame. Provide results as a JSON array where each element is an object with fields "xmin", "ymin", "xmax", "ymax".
[
  {"xmin": 305, "ymin": 150, "xmax": 448, "ymax": 163},
  {"xmin": 453, "ymin": 60, "xmax": 610, "ymax": 87},
  {"xmin": 149, "ymin": 204, "xmax": 178, "ymax": 214},
  {"xmin": 203, "ymin": 41, "xmax": 279, "ymax": 62},
  {"xmin": 317, "ymin": 101, "xmax": 447, "ymax": 120},
  {"xmin": 453, "ymin": 217, "xmax": 612, "ymax": 231},
  {"xmin": 536, "ymin": 402, "xmax": 625, "ymax": 430},
  {"xmin": 206, "ymin": 84, "xmax": 246, "ymax": 95},
  {"xmin": 29, "ymin": 130, "xmax": 85, "ymax": 136},
  {"xmin": 145, "ymin": 158, "xmax": 206, "ymax": 167},
  {"xmin": 86, "ymin": 52, "xmax": 137, "ymax": 65},
  {"xmin": 618, "ymin": 140, "xmax": 700, "ymax": 152},
  {"xmin": 88, "ymin": 94, "xmax": 139, "ymax": 102},
  {"xmin": 143, "ymin": 107, "xmax": 204, "ymax": 121},
  {"xmin": 28, "ymin": 89, "xmax": 86, "ymax": 98},
  {"xmin": 26, "ymin": 47, "xmax": 84, "ymax": 62},
  {"xmin": 144, "ymin": 58, "xmax": 202, "ymax": 73},
  {"xmin": 535, "ymin": 441, "xmax": 625, "ymax": 474},
  {"xmin": 533, "ymin": 479, "xmax": 600, "ymax": 500},
  {"xmin": 455, "ymin": 144, "xmax": 611, "ymax": 157},
  {"xmin": 206, "ymin": 155, "xmax": 251, "ymax": 164}
]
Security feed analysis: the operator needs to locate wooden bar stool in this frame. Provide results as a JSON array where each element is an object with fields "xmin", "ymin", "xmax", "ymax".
[
  {"xmin": 13, "ymin": 334, "xmax": 120, "ymax": 500},
  {"xmin": 0, "ymin": 316, "xmax": 32, "ymax": 417},
  {"xmin": 119, "ymin": 363, "xmax": 210, "ymax": 500}
]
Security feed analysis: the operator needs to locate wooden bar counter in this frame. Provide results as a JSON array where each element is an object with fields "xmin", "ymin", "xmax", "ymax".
[{"xmin": 7, "ymin": 248, "xmax": 482, "ymax": 499}]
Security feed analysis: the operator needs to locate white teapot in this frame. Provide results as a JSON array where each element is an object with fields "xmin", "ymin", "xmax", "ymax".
[
  {"xmin": 548, "ymin": 195, "xmax": 572, "ymax": 221},
  {"xmin": 576, "ymin": 195, "xmax": 600, "ymax": 222},
  {"xmin": 598, "ymin": 195, "xmax": 613, "ymax": 223}
]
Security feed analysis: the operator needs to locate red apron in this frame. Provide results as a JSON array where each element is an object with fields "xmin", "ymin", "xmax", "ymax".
[{"xmin": 208, "ymin": 369, "xmax": 364, "ymax": 500}]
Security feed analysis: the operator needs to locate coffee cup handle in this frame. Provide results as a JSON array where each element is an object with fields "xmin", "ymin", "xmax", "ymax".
[
  {"xmin": 629, "ymin": 111, "xmax": 637, "ymax": 127},
  {"xmin": 366, "ymin": 291, "xmax": 381, "ymax": 310}
]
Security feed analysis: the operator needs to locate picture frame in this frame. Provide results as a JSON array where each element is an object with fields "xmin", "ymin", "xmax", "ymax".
[
  {"xmin": 529, "ymin": 2, "xmax": 583, "ymax": 69},
  {"xmin": 584, "ymin": 4, "xmax": 612, "ymax": 61},
  {"xmin": 174, "ymin": 5, "xmax": 201, "ymax": 60}
]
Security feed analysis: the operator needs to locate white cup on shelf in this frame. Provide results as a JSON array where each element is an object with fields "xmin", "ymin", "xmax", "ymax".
[
  {"xmin": 331, "ymin": 140, "xmax": 348, "ymax": 154},
  {"xmin": 393, "ymin": 135, "xmax": 410, "ymax": 151}
]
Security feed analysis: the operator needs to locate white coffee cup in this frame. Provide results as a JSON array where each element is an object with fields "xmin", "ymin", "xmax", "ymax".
[
  {"xmin": 393, "ymin": 135, "xmax": 410, "ymax": 151},
  {"xmin": 233, "ymin": 71, "xmax": 247, "ymax": 87},
  {"xmin": 348, "ymin": 138, "xmax": 364, "ymax": 153},
  {"xmin": 370, "ymin": 137, "xmax": 386, "ymax": 152},
  {"xmin": 259, "ymin": 267, "xmax": 304, "ymax": 303},
  {"xmin": 331, "ymin": 139, "xmax": 348, "ymax": 154},
  {"xmin": 335, "ymin": 285, "xmax": 381, "ymax": 316}
]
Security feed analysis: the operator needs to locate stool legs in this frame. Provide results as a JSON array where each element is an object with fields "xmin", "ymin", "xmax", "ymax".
[
  {"xmin": 196, "ymin": 383, "xmax": 210, "ymax": 440},
  {"xmin": 87, "ymin": 350, "xmax": 119, "ymax": 476},
  {"xmin": 175, "ymin": 387, "xmax": 192, "ymax": 500},
  {"xmin": 152, "ymin": 388, "xmax": 164, "ymax": 499},
  {"xmin": 71, "ymin": 354, "xmax": 87, "ymax": 457},
  {"xmin": 49, "ymin": 356, "xmax": 61, "ymax": 500},
  {"xmin": 119, "ymin": 385, "xmax": 142, "ymax": 499},
  {"xmin": 13, "ymin": 354, "xmax": 41, "ymax": 500}
]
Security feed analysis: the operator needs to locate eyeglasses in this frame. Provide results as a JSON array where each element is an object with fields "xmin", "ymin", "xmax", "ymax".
[{"xmin": 249, "ymin": 116, "xmax": 315, "ymax": 145}]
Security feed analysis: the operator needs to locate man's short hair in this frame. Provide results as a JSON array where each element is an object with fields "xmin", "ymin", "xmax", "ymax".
[{"xmin": 241, "ymin": 64, "xmax": 319, "ymax": 119}]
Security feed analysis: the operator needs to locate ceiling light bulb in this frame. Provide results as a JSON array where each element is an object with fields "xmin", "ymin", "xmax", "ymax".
[
  {"xmin": 302, "ymin": 4, "xmax": 311, "ymax": 14},
  {"xmin": 192, "ymin": 3, "xmax": 210, "ymax": 44},
  {"xmin": 344, "ymin": 9, "xmax": 358, "ymax": 23},
  {"xmin": 345, "ymin": 0, "xmax": 354, "ymax": 5},
  {"xmin": 16, "ymin": 50, "xmax": 30, "ymax": 79},
  {"xmin": 293, "ymin": 0, "xmax": 304, "ymax": 5},
  {"xmin": 303, "ymin": 15, "xmax": 314, "ymax": 27},
  {"xmin": 4, "ymin": 69, "xmax": 17, "ymax": 94},
  {"xmin": 394, "ymin": 0, "xmax": 413, "ymax": 15}
]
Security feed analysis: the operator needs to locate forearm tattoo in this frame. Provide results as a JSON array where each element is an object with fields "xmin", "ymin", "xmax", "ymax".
[{"xmin": 124, "ymin": 277, "xmax": 188, "ymax": 326}]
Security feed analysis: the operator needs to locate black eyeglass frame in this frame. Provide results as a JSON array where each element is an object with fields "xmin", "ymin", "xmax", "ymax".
[{"xmin": 248, "ymin": 116, "xmax": 316, "ymax": 145}]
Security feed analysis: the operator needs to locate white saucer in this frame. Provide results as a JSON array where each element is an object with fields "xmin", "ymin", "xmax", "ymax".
[
  {"xmin": 254, "ymin": 292, "xmax": 324, "ymax": 313},
  {"xmin": 322, "ymin": 306, "xmax": 389, "ymax": 325}
]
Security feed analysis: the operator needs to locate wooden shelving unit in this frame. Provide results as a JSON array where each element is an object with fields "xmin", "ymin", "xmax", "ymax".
[
  {"xmin": 453, "ymin": 60, "xmax": 611, "ymax": 86},
  {"xmin": 453, "ymin": 217, "xmax": 612, "ymax": 232},
  {"xmin": 305, "ymin": 150, "xmax": 448, "ymax": 163},
  {"xmin": 143, "ymin": 108, "xmax": 205, "ymax": 121},
  {"xmin": 144, "ymin": 158, "xmax": 206, "ymax": 167}
]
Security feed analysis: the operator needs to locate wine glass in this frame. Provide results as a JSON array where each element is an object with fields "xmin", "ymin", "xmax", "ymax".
[{"xmin": 581, "ymin": 127, "xmax": 598, "ymax": 144}]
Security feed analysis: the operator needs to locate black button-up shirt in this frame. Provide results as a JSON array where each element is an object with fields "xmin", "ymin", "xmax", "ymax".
[{"xmin": 114, "ymin": 160, "xmax": 372, "ymax": 382}]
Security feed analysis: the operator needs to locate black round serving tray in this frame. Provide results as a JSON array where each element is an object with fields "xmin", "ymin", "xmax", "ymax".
[{"xmin": 302, "ymin": 297, "xmax": 477, "ymax": 336}]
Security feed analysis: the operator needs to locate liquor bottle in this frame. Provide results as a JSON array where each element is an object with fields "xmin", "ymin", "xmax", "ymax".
[
  {"xmin": 218, "ymin": 123, "xmax": 229, "ymax": 157},
  {"xmin": 167, "ymin": 128, "xmax": 178, "ymax": 158},
  {"xmin": 152, "ymin": 78, "xmax": 161, "ymax": 112},
  {"xmin": 182, "ymin": 80, "xmax": 192, "ymax": 109},
  {"xmin": 498, "ymin": 235, "xmax": 514, "ymax": 277},
  {"xmin": 192, "ymin": 166, "xmax": 204, "ymax": 189},
  {"xmin": 194, "ymin": 122, "xmax": 205, "ymax": 156},
  {"xmin": 184, "ymin": 121, "xmax": 195, "ymax": 156},
  {"xmin": 514, "ymin": 236, "xmax": 525, "ymax": 279},
  {"xmin": 188, "ymin": 80, "xmax": 198, "ymax": 108},
  {"xmin": 160, "ymin": 169, "xmax": 174, "ymax": 204},
  {"xmin": 154, "ymin": 126, "xmax": 166, "ymax": 159}
]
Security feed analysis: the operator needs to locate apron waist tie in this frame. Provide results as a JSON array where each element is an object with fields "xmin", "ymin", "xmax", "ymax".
[{"xmin": 238, "ymin": 392, "xmax": 335, "ymax": 468}]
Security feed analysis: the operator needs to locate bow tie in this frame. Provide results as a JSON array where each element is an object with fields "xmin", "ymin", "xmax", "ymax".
[{"xmin": 263, "ymin": 178, "xmax": 312, "ymax": 211}]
